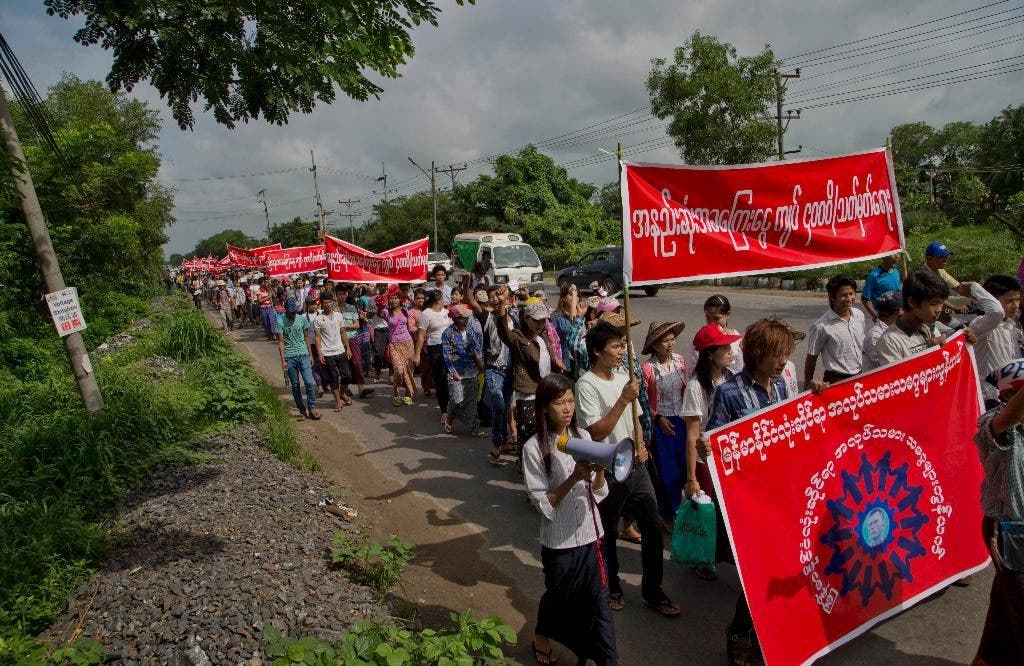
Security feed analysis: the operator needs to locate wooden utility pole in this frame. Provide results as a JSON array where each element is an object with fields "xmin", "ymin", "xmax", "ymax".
[
  {"xmin": 310, "ymin": 150, "xmax": 324, "ymax": 232},
  {"xmin": 0, "ymin": 86, "xmax": 104, "ymax": 412},
  {"xmin": 257, "ymin": 189, "xmax": 271, "ymax": 237},
  {"xmin": 376, "ymin": 163, "xmax": 388, "ymax": 203},
  {"xmin": 774, "ymin": 68, "xmax": 801, "ymax": 160},
  {"xmin": 408, "ymin": 156, "xmax": 438, "ymax": 252},
  {"xmin": 338, "ymin": 198, "xmax": 362, "ymax": 242},
  {"xmin": 438, "ymin": 163, "xmax": 467, "ymax": 189}
]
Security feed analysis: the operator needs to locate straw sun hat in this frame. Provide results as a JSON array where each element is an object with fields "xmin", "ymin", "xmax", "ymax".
[{"xmin": 641, "ymin": 321, "xmax": 686, "ymax": 355}]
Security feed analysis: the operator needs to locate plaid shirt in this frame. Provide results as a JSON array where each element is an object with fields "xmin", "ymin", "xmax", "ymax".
[
  {"xmin": 707, "ymin": 370, "xmax": 789, "ymax": 430},
  {"xmin": 441, "ymin": 325, "xmax": 482, "ymax": 379}
]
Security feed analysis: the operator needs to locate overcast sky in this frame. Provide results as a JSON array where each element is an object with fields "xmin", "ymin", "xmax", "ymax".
[{"xmin": 3, "ymin": 0, "xmax": 1023, "ymax": 256}]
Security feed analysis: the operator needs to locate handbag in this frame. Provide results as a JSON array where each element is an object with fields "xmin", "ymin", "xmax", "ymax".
[{"xmin": 670, "ymin": 491, "xmax": 717, "ymax": 568}]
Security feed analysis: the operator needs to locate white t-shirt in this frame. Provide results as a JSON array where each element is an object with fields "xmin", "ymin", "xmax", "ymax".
[
  {"xmin": 681, "ymin": 374, "xmax": 726, "ymax": 426},
  {"xmin": 781, "ymin": 361, "xmax": 799, "ymax": 396},
  {"xmin": 575, "ymin": 369, "xmax": 638, "ymax": 446},
  {"xmin": 419, "ymin": 307, "xmax": 452, "ymax": 346},
  {"xmin": 315, "ymin": 311, "xmax": 346, "ymax": 356},
  {"xmin": 535, "ymin": 335, "xmax": 552, "ymax": 379}
]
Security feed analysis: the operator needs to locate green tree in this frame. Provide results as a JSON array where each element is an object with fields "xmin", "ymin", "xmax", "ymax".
[
  {"xmin": 976, "ymin": 105, "xmax": 1024, "ymax": 238},
  {"xmin": 268, "ymin": 216, "xmax": 318, "ymax": 248},
  {"xmin": 169, "ymin": 252, "xmax": 184, "ymax": 265},
  {"xmin": 0, "ymin": 75, "xmax": 171, "ymax": 339},
  {"xmin": 186, "ymin": 229, "xmax": 260, "ymax": 258},
  {"xmin": 595, "ymin": 182, "xmax": 622, "ymax": 221},
  {"xmin": 45, "ymin": 0, "xmax": 474, "ymax": 129},
  {"xmin": 648, "ymin": 32, "xmax": 777, "ymax": 165}
]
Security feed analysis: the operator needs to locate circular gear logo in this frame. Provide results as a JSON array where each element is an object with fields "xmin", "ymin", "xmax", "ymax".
[{"xmin": 819, "ymin": 452, "xmax": 929, "ymax": 606}]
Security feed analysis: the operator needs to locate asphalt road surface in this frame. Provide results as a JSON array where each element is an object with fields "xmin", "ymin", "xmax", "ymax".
[{"xmin": 231, "ymin": 285, "xmax": 989, "ymax": 666}]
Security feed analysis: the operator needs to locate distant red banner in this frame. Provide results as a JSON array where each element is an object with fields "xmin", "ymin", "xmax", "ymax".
[
  {"xmin": 706, "ymin": 333, "xmax": 988, "ymax": 665},
  {"xmin": 226, "ymin": 243, "xmax": 281, "ymax": 268},
  {"xmin": 263, "ymin": 244, "xmax": 327, "ymax": 277},
  {"xmin": 621, "ymin": 148, "xmax": 904, "ymax": 285},
  {"xmin": 324, "ymin": 235, "xmax": 429, "ymax": 283}
]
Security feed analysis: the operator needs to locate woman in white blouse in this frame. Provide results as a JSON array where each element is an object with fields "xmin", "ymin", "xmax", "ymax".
[
  {"xmin": 680, "ymin": 323, "xmax": 741, "ymax": 581},
  {"xmin": 523, "ymin": 374, "xmax": 617, "ymax": 666}
]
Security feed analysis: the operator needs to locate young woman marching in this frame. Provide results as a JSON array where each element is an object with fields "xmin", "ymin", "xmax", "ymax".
[
  {"xmin": 523, "ymin": 373, "xmax": 617, "ymax": 666},
  {"xmin": 385, "ymin": 287, "xmax": 417, "ymax": 406},
  {"xmin": 686, "ymin": 294, "xmax": 744, "ymax": 378},
  {"xmin": 415, "ymin": 291, "xmax": 453, "ymax": 430}
]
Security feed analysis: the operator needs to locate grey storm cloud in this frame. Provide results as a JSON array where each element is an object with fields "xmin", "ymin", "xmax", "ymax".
[{"xmin": 1, "ymin": 0, "xmax": 1021, "ymax": 255}]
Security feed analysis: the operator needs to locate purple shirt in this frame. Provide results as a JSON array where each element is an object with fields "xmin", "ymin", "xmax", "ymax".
[{"xmin": 388, "ymin": 310, "xmax": 413, "ymax": 344}]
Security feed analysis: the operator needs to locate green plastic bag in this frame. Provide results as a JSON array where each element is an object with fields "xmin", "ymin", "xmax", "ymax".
[{"xmin": 670, "ymin": 491, "xmax": 717, "ymax": 568}]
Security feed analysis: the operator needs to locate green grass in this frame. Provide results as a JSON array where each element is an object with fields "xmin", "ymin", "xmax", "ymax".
[{"xmin": 0, "ymin": 294, "xmax": 302, "ymax": 663}]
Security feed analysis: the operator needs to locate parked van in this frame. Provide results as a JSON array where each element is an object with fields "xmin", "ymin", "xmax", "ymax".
[{"xmin": 451, "ymin": 232, "xmax": 544, "ymax": 287}]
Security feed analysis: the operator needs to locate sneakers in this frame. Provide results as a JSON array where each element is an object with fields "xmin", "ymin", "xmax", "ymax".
[
  {"xmin": 393, "ymin": 395, "xmax": 413, "ymax": 406},
  {"xmin": 402, "ymin": 396, "xmax": 413, "ymax": 405}
]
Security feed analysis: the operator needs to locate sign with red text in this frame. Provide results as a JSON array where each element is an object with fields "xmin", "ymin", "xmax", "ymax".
[
  {"xmin": 621, "ymin": 148, "xmax": 904, "ymax": 285},
  {"xmin": 45, "ymin": 287, "xmax": 87, "ymax": 337},
  {"xmin": 263, "ymin": 244, "xmax": 327, "ymax": 277},
  {"xmin": 706, "ymin": 334, "xmax": 988, "ymax": 665},
  {"xmin": 226, "ymin": 243, "xmax": 281, "ymax": 267},
  {"xmin": 324, "ymin": 235, "xmax": 429, "ymax": 284}
]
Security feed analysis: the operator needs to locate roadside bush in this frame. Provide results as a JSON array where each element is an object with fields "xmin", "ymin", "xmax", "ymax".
[{"xmin": 155, "ymin": 308, "xmax": 229, "ymax": 361}]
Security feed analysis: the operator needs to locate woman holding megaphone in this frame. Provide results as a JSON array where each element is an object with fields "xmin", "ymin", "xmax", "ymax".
[{"xmin": 523, "ymin": 374, "xmax": 618, "ymax": 666}]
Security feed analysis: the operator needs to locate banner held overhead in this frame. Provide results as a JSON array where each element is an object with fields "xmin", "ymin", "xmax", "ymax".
[
  {"xmin": 325, "ymin": 235, "xmax": 429, "ymax": 284},
  {"xmin": 263, "ymin": 244, "xmax": 327, "ymax": 277},
  {"xmin": 621, "ymin": 148, "xmax": 904, "ymax": 286}
]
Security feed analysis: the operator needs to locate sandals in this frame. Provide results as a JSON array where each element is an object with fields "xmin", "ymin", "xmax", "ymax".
[
  {"xmin": 641, "ymin": 595, "xmax": 680, "ymax": 618},
  {"xmin": 488, "ymin": 447, "xmax": 502, "ymax": 465},
  {"xmin": 618, "ymin": 532, "xmax": 642, "ymax": 545},
  {"xmin": 531, "ymin": 641, "xmax": 558, "ymax": 665},
  {"xmin": 341, "ymin": 393, "xmax": 353, "ymax": 406},
  {"xmin": 443, "ymin": 418, "xmax": 453, "ymax": 434},
  {"xmin": 471, "ymin": 429, "xmax": 489, "ymax": 438},
  {"xmin": 307, "ymin": 410, "xmax": 323, "ymax": 421},
  {"xmin": 608, "ymin": 592, "xmax": 625, "ymax": 611}
]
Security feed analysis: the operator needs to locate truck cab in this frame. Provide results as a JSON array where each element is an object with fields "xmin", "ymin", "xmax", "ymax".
[{"xmin": 451, "ymin": 232, "xmax": 544, "ymax": 288}]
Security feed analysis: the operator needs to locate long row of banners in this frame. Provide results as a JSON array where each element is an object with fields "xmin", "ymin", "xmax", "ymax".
[
  {"xmin": 184, "ymin": 237, "xmax": 430, "ymax": 283},
  {"xmin": 619, "ymin": 148, "xmax": 986, "ymax": 664}
]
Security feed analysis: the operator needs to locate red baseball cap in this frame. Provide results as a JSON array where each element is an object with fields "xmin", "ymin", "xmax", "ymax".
[{"xmin": 693, "ymin": 324, "xmax": 742, "ymax": 352}]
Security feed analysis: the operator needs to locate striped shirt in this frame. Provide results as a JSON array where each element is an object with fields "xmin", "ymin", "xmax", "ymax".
[
  {"xmin": 975, "ymin": 407, "xmax": 1024, "ymax": 521},
  {"xmin": 523, "ymin": 429, "xmax": 609, "ymax": 549},
  {"xmin": 441, "ymin": 325, "xmax": 482, "ymax": 378}
]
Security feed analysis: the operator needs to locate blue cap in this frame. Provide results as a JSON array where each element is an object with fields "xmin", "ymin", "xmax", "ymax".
[
  {"xmin": 285, "ymin": 297, "xmax": 299, "ymax": 313},
  {"xmin": 925, "ymin": 241, "xmax": 951, "ymax": 257}
]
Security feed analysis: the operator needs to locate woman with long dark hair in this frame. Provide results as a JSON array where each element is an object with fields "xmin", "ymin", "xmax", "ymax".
[
  {"xmin": 385, "ymin": 287, "xmax": 417, "ymax": 406},
  {"xmin": 415, "ymin": 290, "xmax": 452, "ymax": 428},
  {"xmin": 522, "ymin": 374, "xmax": 616, "ymax": 666},
  {"xmin": 680, "ymin": 323, "xmax": 740, "ymax": 581},
  {"xmin": 686, "ymin": 294, "xmax": 743, "ymax": 379}
]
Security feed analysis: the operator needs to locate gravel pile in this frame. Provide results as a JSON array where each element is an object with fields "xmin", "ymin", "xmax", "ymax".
[
  {"xmin": 43, "ymin": 424, "xmax": 378, "ymax": 664},
  {"xmin": 135, "ymin": 355, "xmax": 184, "ymax": 380},
  {"xmin": 96, "ymin": 332, "xmax": 136, "ymax": 355}
]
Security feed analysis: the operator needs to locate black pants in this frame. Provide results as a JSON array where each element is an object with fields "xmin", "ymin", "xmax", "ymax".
[
  {"xmin": 426, "ymin": 344, "xmax": 449, "ymax": 413},
  {"xmin": 822, "ymin": 370, "xmax": 854, "ymax": 383},
  {"xmin": 598, "ymin": 463, "xmax": 665, "ymax": 601},
  {"xmin": 322, "ymin": 354, "xmax": 353, "ymax": 391}
]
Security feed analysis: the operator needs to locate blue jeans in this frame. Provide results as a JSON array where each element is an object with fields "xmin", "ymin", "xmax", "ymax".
[
  {"xmin": 286, "ymin": 354, "xmax": 317, "ymax": 414},
  {"xmin": 483, "ymin": 368, "xmax": 508, "ymax": 446}
]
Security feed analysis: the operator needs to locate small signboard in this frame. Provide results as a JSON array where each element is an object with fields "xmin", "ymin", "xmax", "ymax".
[{"xmin": 45, "ymin": 287, "xmax": 86, "ymax": 337}]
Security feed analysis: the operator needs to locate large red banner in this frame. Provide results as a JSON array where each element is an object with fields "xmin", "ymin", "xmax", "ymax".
[
  {"xmin": 263, "ymin": 244, "xmax": 327, "ymax": 277},
  {"xmin": 226, "ymin": 243, "xmax": 281, "ymax": 267},
  {"xmin": 706, "ymin": 333, "xmax": 988, "ymax": 665},
  {"xmin": 324, "ymin": 235, "xmax": 429, "ymax": 284},
  {"xmin": 621, "ymin": 148, "xmax": 904, "ymax": 285}
]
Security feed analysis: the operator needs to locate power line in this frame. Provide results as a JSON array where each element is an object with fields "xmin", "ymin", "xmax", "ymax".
[
  {"xmin": 786, "ymin": 5, "xmax": 1024, "ymax": 66},
  {"xmin": 789, "ymin": 55, "xmax": 1024, "ymax": 104},
  {"xmin": 782, "ymin": 0, "xmax": 1011, "ymax": 62}
]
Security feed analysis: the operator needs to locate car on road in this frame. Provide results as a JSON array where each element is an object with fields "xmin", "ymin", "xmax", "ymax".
[
  {"xmin": 427, "ymin": 251, "xmax": 452, "ymax": 274},
  {"xmin": 557, "ymin": 246, "xmax": 661, "ymax": 297}
]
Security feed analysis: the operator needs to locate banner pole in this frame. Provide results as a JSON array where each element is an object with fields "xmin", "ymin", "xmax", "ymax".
[{"xmin": 618, "ymin": 142, "xmax": 644, "ymax": 452}]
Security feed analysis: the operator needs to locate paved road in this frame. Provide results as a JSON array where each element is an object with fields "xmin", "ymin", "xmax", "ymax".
[{"xmin": 229, "ymin": 287, "xmax": 988, "ymax": 665}]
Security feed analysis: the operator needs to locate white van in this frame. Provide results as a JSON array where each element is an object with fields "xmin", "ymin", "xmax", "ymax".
[{"xmin": 451, "ymin": 232, "xmax": 544, "ymax": 287}]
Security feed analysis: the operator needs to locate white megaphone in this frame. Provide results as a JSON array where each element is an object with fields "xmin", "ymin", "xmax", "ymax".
[{"xmin": 556, "ymin": 435, "xmax": 635, "ymax": 482}]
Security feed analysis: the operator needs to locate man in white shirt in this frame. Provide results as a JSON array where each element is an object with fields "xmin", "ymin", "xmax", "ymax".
[
  {"xmin": 575, "ymin": 321, "xmax": 680, "ymax": 618},
  {"xmin": 315, "ymin": 293, "xmax": 353, "ymax": 411},
  {"xmin": 862, "ymin": 291, "xmax": 901, "ymax": 372},
  {"xmin": 804, "ymin": 275, "xmax": 866, "ymax": 385},
  {"xmin": 969, "ymin": 275, "xmax": 1023, "ymax": 407}
]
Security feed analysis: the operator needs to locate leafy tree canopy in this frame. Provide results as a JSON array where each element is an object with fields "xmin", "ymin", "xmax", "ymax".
[
  {"xmin": 45, "ymin": 0, "xmax": 474, "ymax": 129},
  {"xmin": 185, "ymin": 229, "xmax": 261, "ymax": 259},
  {"xmin": 268, "ymin": 216, "xmax": 318, "ymax": 248},
  {"xmin": 648, "ymin": 32, "xmax": 777, "ymax": 165}
]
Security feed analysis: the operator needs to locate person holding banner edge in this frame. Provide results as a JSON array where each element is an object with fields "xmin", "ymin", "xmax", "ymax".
[
  {"xmin": 803, "ymin": 275, "xmax": 866, "ymax": 386},
  {"xmin": 972, "ymin": 358, "xmax": 1024, "ymax": 666}
]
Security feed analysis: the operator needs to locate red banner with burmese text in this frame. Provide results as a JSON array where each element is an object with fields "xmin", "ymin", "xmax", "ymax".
[
  {"xmin": 621, "ymin": 148, "xmax": 904, "ymax": 285},
  {"xmin": 706, "ymin": 332, "xmax": 988, "ymax": 665},
  {"xmin": 226, "ymin": 243, "xmax": 281, "ymax": 268},
  {"xmin": 324, "ymin": 235, "xmax": 429, "ymax": 284},
  {"xmin": 263, "ymin": 245, "xmax": 327, "ymax": 277}
]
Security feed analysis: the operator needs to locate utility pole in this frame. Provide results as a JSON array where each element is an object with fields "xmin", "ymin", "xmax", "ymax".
[
  {"xmin": 310, "ymin": 149, "xmax": 324, "ymax": 233},
  {"xmin": 408, "ymin": 156, "xmax": 437, "ymax": 252},
  {"xmin": 774, "ymin": 67, "xmax": 801, "ymax": 160},
  {"xmin": 437, "ymin": 163, "xmax": 467, "ymax": 189},
  {"xmin": 257, "ymin": 189, "xmax": 271, "ymax": 237},
  {"xmin": 376, "ymin": 162, "xmax": 388, "ymax": 204},
  {"xmin": 338, "ymin": 198, "xmax": 362, "ymax": 242},
  {"xmin": 0, "ymin": 86, "xmax": 103, "ymax": 412}
]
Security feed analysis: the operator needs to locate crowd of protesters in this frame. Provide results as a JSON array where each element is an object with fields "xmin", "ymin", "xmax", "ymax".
[{"xmin": 174, "ymin": 240, "xmax": 1024, "ymax": 666}]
